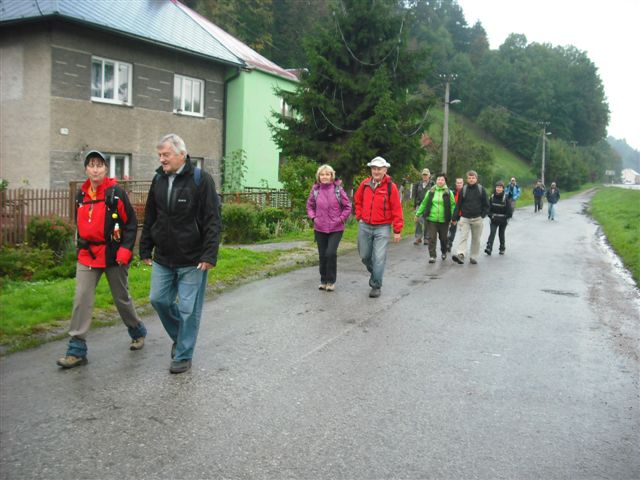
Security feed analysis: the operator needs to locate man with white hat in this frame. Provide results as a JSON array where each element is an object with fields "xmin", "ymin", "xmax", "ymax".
[{"xmin": 354, "ymin": 156, "xmax": 404, "ymax": 298}]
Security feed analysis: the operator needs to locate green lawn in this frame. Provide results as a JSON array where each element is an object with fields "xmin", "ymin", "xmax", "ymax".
[{"xmin": 589, "ymin": 187, "xmax": 640, "ymax": 284}]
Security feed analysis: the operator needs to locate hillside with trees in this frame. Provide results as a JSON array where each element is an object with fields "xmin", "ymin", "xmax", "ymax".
[{"xmin": 185, "ymin": 0, "xmax": 622, "ymax": 190}]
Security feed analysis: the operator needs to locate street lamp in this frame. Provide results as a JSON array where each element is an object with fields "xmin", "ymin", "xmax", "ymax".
[
  {"xmin": 440, "ymin": 73, "xmax": 460, "ymax": 174},
  {"xmin": 538, "ymin": 122, "xmax": 551, "ymax": 185}
]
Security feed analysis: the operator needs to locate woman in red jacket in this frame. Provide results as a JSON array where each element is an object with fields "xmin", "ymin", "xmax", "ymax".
[
  {"xmin": 56, "ymin": 151, "xmax": 146, "ymax": 369},
  {"xmin": 354, "ymin": 156, "xmax": 404, "ymax": 298}
]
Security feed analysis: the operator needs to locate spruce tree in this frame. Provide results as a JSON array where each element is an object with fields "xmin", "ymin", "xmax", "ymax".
[{"xmin": 271, "ymin": 0, "xmax": 431, "ymax": 190}]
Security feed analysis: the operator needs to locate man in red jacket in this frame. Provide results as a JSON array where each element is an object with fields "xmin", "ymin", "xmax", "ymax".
[{"xmin": 354, "ymin": 156, "xmax": 404, "ymax": 298}]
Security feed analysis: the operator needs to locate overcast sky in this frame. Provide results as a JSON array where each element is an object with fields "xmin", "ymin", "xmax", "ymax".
[{"xmin": 455, "ymin": 0, "xmax": 640, "ymax": 150}]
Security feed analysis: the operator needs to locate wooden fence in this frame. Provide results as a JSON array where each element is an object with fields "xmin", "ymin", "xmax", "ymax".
[{"xmin": 0, "ymin": 183, "xmax": 291, "ymax": 246}]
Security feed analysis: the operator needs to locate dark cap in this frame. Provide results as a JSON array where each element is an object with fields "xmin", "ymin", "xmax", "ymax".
[
  {"xmin": 495, "ymin": 180, "xmax": 505, "ymax": 187},
  {"xmin": 84, "ymin": 150, "xmax": 107, "ymax": 166}
]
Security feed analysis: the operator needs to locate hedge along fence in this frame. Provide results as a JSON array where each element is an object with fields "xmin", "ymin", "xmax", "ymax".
[{"xmin": 1, "ymin": 182, "xmax": 291, "ymax": 246}]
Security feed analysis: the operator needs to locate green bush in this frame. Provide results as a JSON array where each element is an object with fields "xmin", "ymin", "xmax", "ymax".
[
  {"xmin": 221, "ymin": 203, "xmax": 266, "ymax": 244},
  {"xmin": 0, "ymin": 243, "xmax": 77, "ymax": 283},
  {"xmin": 26, "ymin": 216, "xmax": 74, "ymax": 256},
  {"xmin": 259, "ymin": 207, "xmax": 288, "ymax": 235}
]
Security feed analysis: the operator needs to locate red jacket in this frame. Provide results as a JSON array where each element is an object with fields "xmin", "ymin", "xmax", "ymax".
[
  {"xmin": 76, "ymin": 177, "xmax": 136, "ymax": 268},
  {"xmin": 354, "ymin": 175, "xmax": 404, "ymax": 234}
]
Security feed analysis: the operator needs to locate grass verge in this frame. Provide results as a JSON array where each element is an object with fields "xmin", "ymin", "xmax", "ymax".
[{"xmin": 589, "ymin": 187, "xmax": 640, "ymax": 285}]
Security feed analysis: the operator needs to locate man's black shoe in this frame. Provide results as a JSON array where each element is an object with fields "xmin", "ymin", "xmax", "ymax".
[
  {"xmin": 452, "ymin": 254, "xmax": 464, "ymax": 264},
  {"xmin": 369, "ymin": 287, "xmax": 381, "ymax": 298},
  {"xmin": 170, "ymin": 359, "xmax": 192, "ymax": 374}
]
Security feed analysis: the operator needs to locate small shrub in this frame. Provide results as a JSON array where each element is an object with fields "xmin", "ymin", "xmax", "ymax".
[
  {"xmin": 26, "ymin": 216, "xmax": 74, "ymax": 256},
  {"xmin": 221, "ymin": 203, "xmax": 265, "ymax": 244},
  {"xmin": 0, "ymin": 242, "xmax": 77, "ymax": 282},
  {"xmin": 259, "ymin": 207, "xmax": 288, "ymax": 235}
]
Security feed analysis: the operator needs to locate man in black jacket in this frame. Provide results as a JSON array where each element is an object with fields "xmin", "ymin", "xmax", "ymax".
[
  {"xmin": 451, "ymin": 170, "xmax": 489, "ymax": 265},
  {"xmin": 411, "ymin": 168, "xmax": 433, "ymax": 245},
  {"xmin": 140, "ymin": 133, "xmax": 222, "ymax": 373}
]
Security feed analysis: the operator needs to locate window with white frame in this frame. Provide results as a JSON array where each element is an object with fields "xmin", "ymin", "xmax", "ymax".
[
  {"xmin": 281, "ymin": 98, "xmax": 294, "ymax": 118},
  {"xmin": 91, "ymin": 57, "xmax": 132, "ymax": 105},
  {"xmin": 173, "ymin": 74, "xmax": 204, "ymax": 116},
  {"xmin": 191, "ymin": 157, "xmax": 204, "ymax": 170},
  {"xmin": 104, "ymin": 153, "xmax": 131, "ymax": 180}
]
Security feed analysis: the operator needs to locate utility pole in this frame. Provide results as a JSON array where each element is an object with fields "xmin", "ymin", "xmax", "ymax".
[
  {"xmin": 439, "ymin": 73, "xmax": 458, "ymax": 174},
  {"xmin": 538, "ymin": 121, "xmax": 550, "ymax": 185}
]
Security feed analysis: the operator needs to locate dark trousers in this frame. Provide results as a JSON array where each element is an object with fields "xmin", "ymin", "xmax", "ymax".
[
  {"xmin": 315, "ymin": 230, "xmax": 343, "ymax": 284},
  {"xmin": 447, "ymin": 222, "xmax": 457, "ymax": 250},
  {"xmin": 486, "ymin": 222, "xmax": 506, "ymax": 252},
  {"xmin": 426, "ymin": 221, "xmax": 449, "ymax": 257},
  {"xmin": 534, "ymin": 196, "xmax": 543, "ymax": 212}
]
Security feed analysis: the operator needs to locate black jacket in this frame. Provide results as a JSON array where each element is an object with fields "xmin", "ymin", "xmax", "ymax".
[
  {"xmin": 453, "ymin": 183, "xmax": 489, "ymax": 220},
  {"xmin": 488, "ymin": 192, "xmax": 512, "ymax": 225},
  {"xmin": 140, "ymin": 158, "xmax": 221, "ymax": 267},
  {"xmin": 412, "ymin": 180, "xmax": 433, "ymax": 209}
]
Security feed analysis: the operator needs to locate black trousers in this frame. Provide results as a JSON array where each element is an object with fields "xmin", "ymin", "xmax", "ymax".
[
  {"xmin": 486, "ymin": 222, "xmax": 506, "ymax": 251},
  {"xmin": 534, "ymin": 196, "xmax": 543, "ymax": 212},
  {"xmin": 315, "ymin": 230, "xmax": 343, "ymax": 284},
  {"xmin": 426, "ymin": 221, "xmax": 449, "ymax": 257},
  {"xmin": 447, "ymin": 222, "xmax": 457, "ymax": 249}
]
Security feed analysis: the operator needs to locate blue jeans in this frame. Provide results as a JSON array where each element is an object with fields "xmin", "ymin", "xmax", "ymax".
[
  {"xmin": 357, "ymin": 222, "xmax": 391, "ymax": 289},
  {"xmin": 150, "ymin": 262, "xmax": 208, "ymax": 361},
  {"xmin": 548, "ymin": 202, "xmax": 557, "ymax": 220}
]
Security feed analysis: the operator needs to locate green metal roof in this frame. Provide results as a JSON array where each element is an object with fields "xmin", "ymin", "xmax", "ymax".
[{"xmin": 0, "ymin": 0, "xmax": 243, "ymax": 67}]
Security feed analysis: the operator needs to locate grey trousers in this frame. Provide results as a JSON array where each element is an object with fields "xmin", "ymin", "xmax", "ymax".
[
  {"xmin": 68, "ymin": 263, "xmax": 141, "ymax": 339},
  {"xmin": 455, "ymin": 216, "xmax": 484, "ymax": 260}
]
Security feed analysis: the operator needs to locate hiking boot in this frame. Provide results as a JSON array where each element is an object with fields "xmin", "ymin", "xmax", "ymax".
[
  {"xmin": 499, "ymin": 248, "xmax": 505, "ymax": 255},
  {"xmin": 441, "ymin": 253, "xmax": 447, "ymax": 260},
  {"xmin": 469, "ymin": 258, "xmax": 478, "ymax": 265},
  {"xmin": 56, "ymin": 355, "xmax": 88, "ymax": 369},
  {"xmin": 452, "ymin": 254, "xmax": 464, "ymax": 264},
  {"xmin": 484, "ymin": 247, "xmax": 492, "ymax": 256},
  {"xmin": 413, "ymin": 238, "xmax": 422, "ymax": 245},
  {"xmin": 325, "ymin": 283, "xmax": 335, "ymax": 291},
  {"xmin": 171, "ymin": 342, "xmax": 177, "ymax": 359},
  {"xmin": 318, "ymin": 284, "xmax": 327, "ymax": 290},
  {"xmin": 130, "ymin": 336, "xmax": 145, "ymax": 351},
  {"xmin": 169, "ymin": 359, "xmax": 192, "ymax": 374},
  {"xmin": 429, "ymin": 257, "xmax": 436, "ymax": 264},
  {"xmin": 369, "ymin": 287, "xmax": 381, "ymax": 298}
]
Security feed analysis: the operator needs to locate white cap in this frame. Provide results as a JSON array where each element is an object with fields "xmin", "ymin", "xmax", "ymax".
[{"xmin": 367, "ymin": 156, "xmax": 390, "ymax": 168}]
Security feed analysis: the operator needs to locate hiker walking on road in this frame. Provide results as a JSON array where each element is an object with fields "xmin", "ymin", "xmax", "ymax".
[
  {"xmin": 452, "ymin": 170, "xmax": 489, "ymax": 265},
  {"xmin": 415, "ymin": 173, "xmax": 455, "ymax": 263},
  {"xmin": 140, "ymin": 134, "xmax": 221, "ymax": 374},
  {"xmin": 354, "ymin": 156, "xmax": 404, "ymax": 298},
  {"xmin": 307, "ymin": 164, "xmax": 352, "ymax": 292},
  {"xmin": 57, "ymin": 150, "xmax": 146, "ymax": 369},
  {"xmin": 546, "ymin": 182, "xmax": 560, "ymax": 220},
  {"xmin": 533, "ymin": 180, "xmax": 545, "ymax": 213},
  {"xmin": 411, "ymin": 168, "xmax": 433, "ymax": 245},
  {"xmin": 505, "ymin": 177, "xmax": 521, "ymax": 216},
  {"xmin": 447, "ymin": 177, "xmax": 464, "ymax": 252},
  {"xmin": 484, "ymin": 181, "xmax": 512, "ymax": 256}
]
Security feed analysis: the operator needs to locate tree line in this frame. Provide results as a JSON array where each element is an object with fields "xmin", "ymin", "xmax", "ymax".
[{"xmin": 185, "ymin": 0, "xmax": 622, "ymax": 191}]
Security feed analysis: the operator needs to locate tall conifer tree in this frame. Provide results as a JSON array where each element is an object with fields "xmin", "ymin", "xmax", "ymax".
[{"xmin": 271, "ymin": 0, "xmax": 431, "ymax": 189}]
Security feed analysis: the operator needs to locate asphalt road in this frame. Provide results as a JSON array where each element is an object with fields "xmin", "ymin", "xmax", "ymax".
[{"xmin": 1, "ymin": 189, "xmax": 638, "ymax": 480}]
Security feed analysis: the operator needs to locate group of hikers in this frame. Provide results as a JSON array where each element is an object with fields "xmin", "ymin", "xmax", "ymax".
[{"xmin": 57, "ymin": 139, "xmax": 560, "ymax": 373}]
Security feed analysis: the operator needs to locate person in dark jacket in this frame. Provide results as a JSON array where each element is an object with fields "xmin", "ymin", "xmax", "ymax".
[
  {"xmin": 306, "ymin": 164, "xmax": 352, "ymax": 291},
  {"xmin": 140, "ymin": 134, "xmax": 221, "ymax": 374},
  {"xmin": 411, "ymin": 168, "xmax": 433, "ymax": 245},
  {"xmin": 546, "ymin": 182, "xmax": 560, "ymax": 220},
  {"xmin": 447, "ymin": 177, "xmax": 464, "ymax": 252},
  {"xmin": 57, "ymin": 150, "xmax": 146, "ymax": 369},
  {"xmin": 532, "ymin": 180, "xmax": 545, "ymax": 213},
  {"xmin": 451, "ymin": 170, "xmax": 489, "ymax": 265},
  {"xmin": 484, "ymin": 181, "xmax": 513, "ymax": 255}
]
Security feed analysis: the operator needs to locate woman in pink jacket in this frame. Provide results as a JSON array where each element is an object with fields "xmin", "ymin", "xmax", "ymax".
[{"xmin": 306, "ymin": 164, "xmax": 352, "ymax": 291}]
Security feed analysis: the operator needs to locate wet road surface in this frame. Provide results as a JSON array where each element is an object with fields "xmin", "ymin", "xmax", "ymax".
[{"xmin": 1, "ymin": 189, "xmax": 638, "ymax": 479}]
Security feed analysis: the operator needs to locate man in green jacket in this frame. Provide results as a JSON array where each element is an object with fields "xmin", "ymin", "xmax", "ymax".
[{"xmin": 415, "ymin": 173, "xmax": 456, "ymax": 263}]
